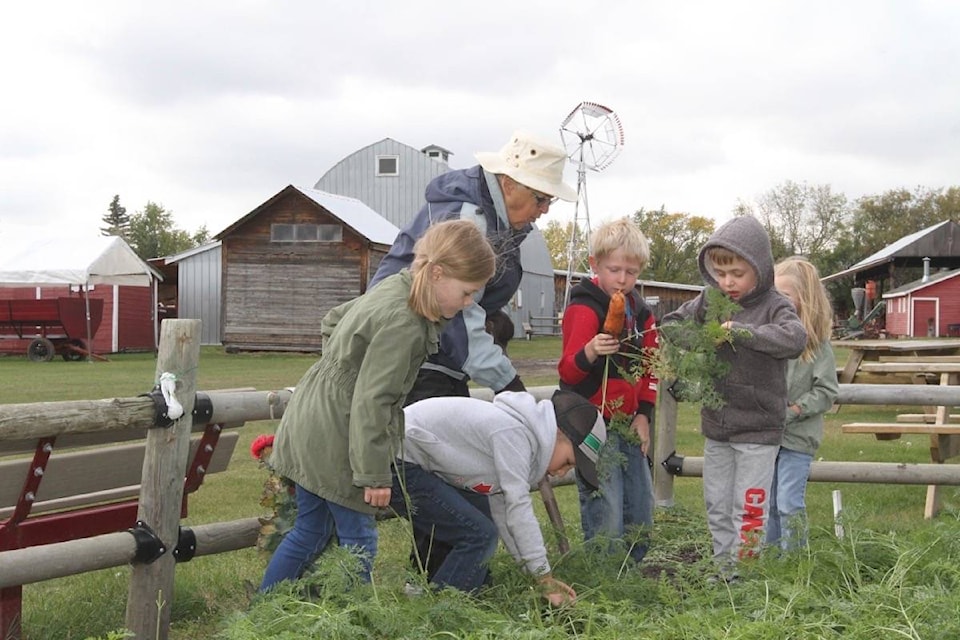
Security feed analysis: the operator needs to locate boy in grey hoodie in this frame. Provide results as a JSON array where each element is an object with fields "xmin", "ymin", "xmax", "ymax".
[
  {"xmin": 660, "ymin": 216, "xmax": 806, "ymax": 574},
  {"xmin": 389, "ymin": 390, "xmax": 606, "ymax": 606}
]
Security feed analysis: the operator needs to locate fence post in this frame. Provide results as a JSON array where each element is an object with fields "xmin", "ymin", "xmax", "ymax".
[
  {"xmin": 125, "ymin": 319, "xmax": 200, "ymax": 640},
  {"xmin": 653, "ymin": 390, "xmax": 678, "ymax": 507}
]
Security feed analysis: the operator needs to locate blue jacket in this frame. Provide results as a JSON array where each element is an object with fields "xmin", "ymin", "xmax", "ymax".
[{"xmin": 370, "ymin": 165, "xmax": 529, "ymax": 391}]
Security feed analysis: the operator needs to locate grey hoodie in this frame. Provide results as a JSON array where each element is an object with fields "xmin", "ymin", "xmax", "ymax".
[
  {"xmin": 661, "ymin": 216, "xmax": 806, "ymax": 444},
  {"xmin": 401, "ymin": 392, "xmax": 557, "ymax": 576}
]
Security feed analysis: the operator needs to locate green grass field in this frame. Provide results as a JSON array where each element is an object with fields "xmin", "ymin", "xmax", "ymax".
[{"xmin": 2, "ymin": 339, "xmax": 959, "ymax": 639}]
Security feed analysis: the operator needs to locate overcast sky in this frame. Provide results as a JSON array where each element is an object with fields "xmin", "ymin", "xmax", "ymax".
[{"xmin": 1, "ymin": 0, "xmax": 958, "ymax": 243}]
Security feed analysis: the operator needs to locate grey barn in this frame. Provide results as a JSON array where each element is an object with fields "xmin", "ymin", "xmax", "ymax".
[{"xmin": 315, "ymin": 137, "xmax": 557, "ymax": 339}]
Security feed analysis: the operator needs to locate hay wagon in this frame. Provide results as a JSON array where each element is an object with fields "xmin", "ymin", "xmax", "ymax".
[{"xmin": 0, "ymin": 297, "xmax": 104, "ymax": 361}]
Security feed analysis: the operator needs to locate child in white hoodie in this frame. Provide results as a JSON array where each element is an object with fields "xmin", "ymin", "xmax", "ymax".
[{"xmin": 389, "ymin": 390, "xmax": 606, "ymax": 606}]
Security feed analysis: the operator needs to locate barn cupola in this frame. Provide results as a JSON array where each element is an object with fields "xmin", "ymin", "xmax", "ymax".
[{"xmin": 421, "ymin": 144, "xmax": 452, "ymax": 164}]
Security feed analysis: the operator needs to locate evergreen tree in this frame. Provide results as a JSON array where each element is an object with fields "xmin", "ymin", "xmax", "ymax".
[{"xmin": 100, "ymin": 195, "xmax": 130, "ymax": 238}]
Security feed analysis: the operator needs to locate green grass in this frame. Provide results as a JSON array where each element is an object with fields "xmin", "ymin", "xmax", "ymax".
[{"xmin": 3, "ymin": 343, "xmax": 959, "ymax": 638}]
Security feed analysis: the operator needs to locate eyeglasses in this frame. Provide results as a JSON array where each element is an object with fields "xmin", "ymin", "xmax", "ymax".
[{"xmin": 525, "ymin": 185, "xmax": 559, "ymax": 207}]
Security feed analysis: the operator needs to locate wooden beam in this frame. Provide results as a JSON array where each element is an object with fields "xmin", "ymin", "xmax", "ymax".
[
  {"xmin": 125, "ymin": 319, "xmax": 200, "ymax": 640},
  {"xmin": 841, "ymin": 423, "xmax": 960, "ymax": 435},
  {"xmin": 672, "ymin": 457, "xmax": 960, "ymax": 485},
  {"xmin": 0, "ymin": 518, "xmax": 259, "ymax": 590}
]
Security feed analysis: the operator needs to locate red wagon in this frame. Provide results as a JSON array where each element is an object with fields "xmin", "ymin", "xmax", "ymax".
[{"xmin": 0, "ymin": 297, "xmax": 104, "ymax": 361}]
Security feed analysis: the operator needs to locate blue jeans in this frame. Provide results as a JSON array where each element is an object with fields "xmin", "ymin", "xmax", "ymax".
[
  {"xmin": 577, "ymin": 432, "xmax": 654, "ymax": 563},
  {"xmin": 259, "ymin": 484, "xmax": 378, "ymax": 592},
  {"xmin": 390, "ymin": 460, "xmax": 498, "ymax": 593},
  {"xmin": 766, "ymin": 447, "xmax": 813, "ymax": 550}
]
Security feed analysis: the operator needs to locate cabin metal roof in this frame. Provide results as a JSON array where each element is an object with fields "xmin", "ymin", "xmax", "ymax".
[
  {"xmin": 215, "ymin": 185, "xmax": 399, "ymax": 246},
  {"xmin": 822, "ymin": 220, "xmax": 960, "ymax": 282}
]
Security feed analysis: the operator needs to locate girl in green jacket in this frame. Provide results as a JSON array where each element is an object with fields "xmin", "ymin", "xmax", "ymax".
[
  {"xmin": 767, "ymin": 257, "xmax": 839, "ymax": 551},
  {"xmin": 261, "ymin": 219, "xmax": 495, "ymax": 591}
]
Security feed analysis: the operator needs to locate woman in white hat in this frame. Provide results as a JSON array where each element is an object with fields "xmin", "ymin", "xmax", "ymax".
[{"xmin": 371, "ymin": 130, "xmax": 577, "ymax": 402}]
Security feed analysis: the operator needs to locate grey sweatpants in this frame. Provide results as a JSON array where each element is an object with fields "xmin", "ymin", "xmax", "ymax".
[{"xmin": 702, "ymin": 438, "xmax": 778, "ymax": 564}]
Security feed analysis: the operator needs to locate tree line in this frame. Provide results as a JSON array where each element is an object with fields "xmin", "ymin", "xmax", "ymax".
[
  {"xmin": 542, "ymin": 183, "xmax": 960, "ymax": 316},
  {"xmin": 100, "ymin": 195, "xmax": 210, "ymax": 261}
]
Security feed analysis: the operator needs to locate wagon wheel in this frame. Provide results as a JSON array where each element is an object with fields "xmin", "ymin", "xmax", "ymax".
[
  {"xmin": 62, "ymin": 339, "xmax": 87, "ymax": 361},
  {"xmin": 27, "ymin": 337, "xmax": 56, "ymax": 362}
]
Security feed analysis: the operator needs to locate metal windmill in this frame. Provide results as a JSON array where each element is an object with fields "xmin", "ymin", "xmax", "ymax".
[{"xmin": 559, "ymin": 101, "xmax": 625, "ymax": 311}]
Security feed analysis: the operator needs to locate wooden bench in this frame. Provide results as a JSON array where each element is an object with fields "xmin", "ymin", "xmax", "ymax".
[
  {"xmin": 0, "ymin": 409, "xmax": 243, "ymax": 633},
  {"xmin": 857, "ymin": 362, "xmax": 960, "ymax": 374},
  {"xmin": 839, "ymin": 365, "xmax": 960, "ymax": 518},
  {"xmin": 897, "ymin": 413, "xmax": 942, "ymax": 423},
  {"xmin": 841, "ymin": 422, "xmax": 960, "ymax": 437},
  {"xmin": 521, "ymin": 321, "xmax": 534, "ymax": 341}
]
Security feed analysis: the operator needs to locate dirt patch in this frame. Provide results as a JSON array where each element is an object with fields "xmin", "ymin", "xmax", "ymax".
[{"xmin": 512, "ymin": 358, "xmax": 558, "ymax": 380}]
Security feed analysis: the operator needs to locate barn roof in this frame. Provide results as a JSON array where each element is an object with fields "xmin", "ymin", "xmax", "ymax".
[
  {"xmin": 164, "ymin": 240, "xmax": 222, "ymax": 264},
  {"xmin": 822, "ymin": 219, "xmax": 960, "ymax": 282},
  {"xmin": 882, "ymin": 267, "xmax": 960, "ymax": 298},
  {"xmin": 296, "ymin": 186, "xmax": 399, "ymax": 245},
  {"xmin": 215, "ymin": 185, "xmax": 399, "ymax": 246}
]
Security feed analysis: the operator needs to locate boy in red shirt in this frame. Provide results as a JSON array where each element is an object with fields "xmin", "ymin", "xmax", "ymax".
[{"xmin": 558, "ymin": 217, "xmax": 658, "ymax": 564}]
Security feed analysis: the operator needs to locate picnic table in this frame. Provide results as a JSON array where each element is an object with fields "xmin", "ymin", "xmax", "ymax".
[
  {"xmin": 835, "ymin": 338, "xmax": 960, "ymax": 385},
  {"xmin": 835, "ymin": 338, "xmax": 960, "ymax": 518}
]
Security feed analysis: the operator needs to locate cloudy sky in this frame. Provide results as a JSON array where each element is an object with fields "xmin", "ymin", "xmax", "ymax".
[{"xmin": 1, "ymin": 0, "xmax": 958, "ymax": 242}]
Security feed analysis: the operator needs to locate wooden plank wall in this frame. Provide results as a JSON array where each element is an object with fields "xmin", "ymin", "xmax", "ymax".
[{"xmin": 221, "ymin": 191, "xmax": 370, "ymax": 352}]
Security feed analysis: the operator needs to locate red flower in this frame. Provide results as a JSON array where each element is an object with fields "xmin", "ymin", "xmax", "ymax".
[{"xmin": 250, "ymin": 434, "xmax": 275, "ymax": 460}]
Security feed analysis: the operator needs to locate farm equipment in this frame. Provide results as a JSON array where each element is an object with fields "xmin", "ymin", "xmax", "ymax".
[
  {"xmin": 0, "ymin": 297, "xmax": 104, "ymax": 361},
  {"xmin": 835, "ymin": 300, "xmax": 886, "ymax": 340}
]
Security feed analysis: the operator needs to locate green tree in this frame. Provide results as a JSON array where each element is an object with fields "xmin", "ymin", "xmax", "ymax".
[
  {"xmin": 541, "ymin": 219, "xmax": 589, "ymax": 272},
  {"xmin": 632, "ymin": 206, "xmax": 714, "ymax": 284},
  {"xmin": 847, "ymin": 186, "xmax": 955, "ymax": 258},
  {"xmin": 100, "ymin": 195, "xmax": 130, "ymax": 238},
  {"xmin": 735, "ymin": 181, "xmax": 848, "ymax": 260},
  {"xmin": 127, "ymin": 202, "xmax": 202, "ymax": 260},
  {"xmin": 820, "ymin": 185, "xmax": 960, "ymax": 315}
]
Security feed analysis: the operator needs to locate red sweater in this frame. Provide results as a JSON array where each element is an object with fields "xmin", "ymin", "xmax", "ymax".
[{"xmin": 558, "ymin": 278, "xmax": 659, "ymax": 420}]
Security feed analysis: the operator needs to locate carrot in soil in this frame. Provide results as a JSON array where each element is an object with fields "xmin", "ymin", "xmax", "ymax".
[{"xmin": 602, "ymin": 290, "xmax": 626, "ymax": 336}]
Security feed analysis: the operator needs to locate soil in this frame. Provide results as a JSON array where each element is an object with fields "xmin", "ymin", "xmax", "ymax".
[{"xmin": 512, "ymin": 358, "xmax": 559, "ymax": 380}]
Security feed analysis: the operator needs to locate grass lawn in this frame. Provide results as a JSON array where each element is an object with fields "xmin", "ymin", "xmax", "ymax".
[{"xmin": 2, "ymin": 340, "xmax": 960, "ymax": 638}]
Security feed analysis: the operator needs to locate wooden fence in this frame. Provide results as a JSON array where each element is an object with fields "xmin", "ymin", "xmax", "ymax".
[{"xmin": 3, "ymin": 320, "xmax": 960, "ymax": 638}]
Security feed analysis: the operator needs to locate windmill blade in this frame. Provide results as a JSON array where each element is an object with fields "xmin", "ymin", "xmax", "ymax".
[{"xmin": 560, "ymin": 101, "xmax": 624, "ymax": 171}]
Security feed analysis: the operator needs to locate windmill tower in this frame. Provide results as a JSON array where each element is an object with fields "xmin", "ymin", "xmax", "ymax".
[{"xmin": 559, "ymin": 101, "xmax": 625, "ymax": 311}]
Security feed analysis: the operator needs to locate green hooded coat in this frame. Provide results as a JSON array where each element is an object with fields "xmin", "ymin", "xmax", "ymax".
[{"xmin": 269, "ymin": 270, "xmax": 441, "ymax": 513}]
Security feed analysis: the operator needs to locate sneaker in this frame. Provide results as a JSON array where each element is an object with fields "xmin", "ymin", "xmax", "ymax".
[
  {"xmin": 705, "ymin": 571, "xmax": 740, "ymax": 585},
  {"xmin": 403, "ymin": 582, "xmax": 425, "ymax": 597}
]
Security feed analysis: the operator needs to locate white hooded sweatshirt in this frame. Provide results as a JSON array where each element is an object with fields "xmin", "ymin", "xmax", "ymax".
[{"xmin": 401, "ymin": 391, "xmax": 558, "ymax": 576}]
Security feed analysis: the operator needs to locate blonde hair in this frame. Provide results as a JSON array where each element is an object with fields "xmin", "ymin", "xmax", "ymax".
[
  {"xmin": 774, "ymin": 257, "xmax": 833, "ymax": 362},
  {"xmin": 590, "ymin": 218, "xmax": 650, "ymax": 269},
  {"xmin": 408, "ymin": 220, "xmax": 496, "ymax": 321}
]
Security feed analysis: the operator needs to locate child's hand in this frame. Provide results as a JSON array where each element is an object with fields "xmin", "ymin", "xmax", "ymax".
[
  {"xmin": 538, "ymin": 574, "xmax": 577, "ymax": 606},
  {"xmin": 631, "ymin": 414, "xmax": 651, "ymax": 456},
  {"xmin": 364, "ymin": 487, "xmax": 391, "ymax": 508},
  {"xmin": 585, "ymin": 333, "xmax": 620, "ymax": 362}
]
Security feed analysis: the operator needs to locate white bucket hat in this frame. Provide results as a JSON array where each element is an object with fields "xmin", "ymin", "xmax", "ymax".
[{"xmin": 475, "ymin": 131, "xmax": 578, "ymax": 202}]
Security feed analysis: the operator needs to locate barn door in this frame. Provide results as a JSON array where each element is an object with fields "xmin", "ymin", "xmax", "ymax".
[{"xmin": 912, "ymin": 298, "xmax": 938, "ymax": 337}]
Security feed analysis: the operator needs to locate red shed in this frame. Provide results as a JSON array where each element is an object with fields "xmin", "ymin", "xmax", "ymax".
[
  {"xmin": 0, "ymin": 235, "xmax": 162, "ymax": 356},
  {"xmin": 882, "ymin": 265, "xmax": 960, "ymax": 338}
]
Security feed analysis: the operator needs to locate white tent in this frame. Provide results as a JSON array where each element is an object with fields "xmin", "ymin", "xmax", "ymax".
[
  {"xmin": 0, "ymin": 235, "xmax": 160, "ymax": 287},
  {"xmin": 0, "ymin": 234, "xmax": 163, "ymax": 355}
]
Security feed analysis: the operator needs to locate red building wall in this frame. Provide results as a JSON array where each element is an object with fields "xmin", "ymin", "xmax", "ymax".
[
  {"xmin": 0, "ymin": 284, "xmax": 155, "ymax": 356},
  {"xmin": 884, "ymin": 274, "xmax": 960, "ymax": 337}
]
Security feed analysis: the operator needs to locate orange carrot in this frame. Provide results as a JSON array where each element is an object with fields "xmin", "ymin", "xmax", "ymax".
[{"xmin": 602, "ymin": 291, "xmax": 626, "ymax": 336}]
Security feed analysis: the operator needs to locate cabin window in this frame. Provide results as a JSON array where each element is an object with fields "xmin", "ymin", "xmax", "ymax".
[
  {"xmin": 376, "ymin": 155, "xmax": 399, "ymax": 176},
  {"xmin": 271, "ymin": 223, "xmax": 342, "ymax": 243}
]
